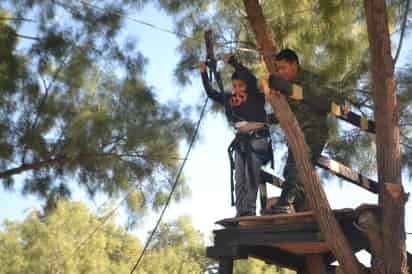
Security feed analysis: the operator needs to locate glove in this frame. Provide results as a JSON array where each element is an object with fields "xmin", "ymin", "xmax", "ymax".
[{"xmin": 268, "ymin": 74, "xmax": 293, "ymax": 96}]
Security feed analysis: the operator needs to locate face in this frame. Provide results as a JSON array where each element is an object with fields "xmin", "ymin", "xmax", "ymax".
[
  {"xmin": 232, "ymin": 79, "xmax": 247, "ymax": 94},
  {"xmin": 276, "ymin": 59, "xmax": 298, "ymax": 81}
]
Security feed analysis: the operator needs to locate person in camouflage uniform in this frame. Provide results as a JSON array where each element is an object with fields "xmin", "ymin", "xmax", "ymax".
[{"xmin": 267, "ymin": 49, "xmax": 349, "ymax": 213}]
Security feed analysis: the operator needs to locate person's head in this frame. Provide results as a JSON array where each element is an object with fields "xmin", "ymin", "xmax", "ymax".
[
  {"xmin": 231, "ymin": 69, "xmax": 257, "ymax": 94},
  {"xmin": 275, "ymin": 48, "xmax": 299, "ymax": 81}
]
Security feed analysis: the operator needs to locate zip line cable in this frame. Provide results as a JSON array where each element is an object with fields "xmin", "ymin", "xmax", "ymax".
[
  {"xmin": 52, "ymin": 0, "xmax": 275, "ymax": 56},
  {"xmin": 129, "ymin": 97, "xmax": 209, "ymax": 274},
  {"xmin": 52, "ymin": 0, "xmax": 412, "ymax": 60}
]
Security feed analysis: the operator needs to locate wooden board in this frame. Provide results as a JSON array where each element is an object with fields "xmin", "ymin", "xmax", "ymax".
[
  {"xmin": 261, "ymin": 156, "xmax": 379, "ymax": 194},
  {"xmin": 217, "ymin": 204, "xmax": 379, "ymax": 227},
  {"xmin": 316, "ymin": 156, "xmax": 379, "ymax": 194},
  {"xmin": 273, "ymin": 242, "xmax": 330, "ymax": 255},
  {"xmin": 209, "ymin": 205, "xmax": 377, "ymax": 269},
  {"xmin": 216, "ymin": 208, "xmax": 355, "ymax": 227}
]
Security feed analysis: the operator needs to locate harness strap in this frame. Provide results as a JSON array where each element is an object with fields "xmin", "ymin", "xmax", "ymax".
[{"xmin": 228, "ymin": 127, "xmax": 272, "ymax": 207}]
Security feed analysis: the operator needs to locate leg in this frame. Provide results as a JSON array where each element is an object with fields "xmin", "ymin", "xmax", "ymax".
[
  {"xmin": 243, "ymin": 150, "xmax": 260, "ymax": 215},
  {"xmin": 280, "ymin": 129, "xmax": 328, "ymax": 212},
  {"xmin": 243, "ymin": 137, "xmax": 271, "ymax": 215},
  {"xmin": 234, "ymin": 150, "xmax": 248, "ymax": 216},
  {"xmin": 281, "ymin": 150, "xmax": 306, "ymax": 211}
]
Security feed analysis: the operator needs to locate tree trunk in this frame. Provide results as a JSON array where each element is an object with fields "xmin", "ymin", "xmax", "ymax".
[
  {"xmin": 363, "ymin": 1, "xmax": 407, "ymax": 273},
  {"xmin": 356, "ymin": 206, "xmax": 384, "ymax": 274},
  {"xmin": 241, "ymin": 1, "xmax": 365, "ymax": 274},
  {"xmin": 304, "ymin": 254, "xmax": 328, "ymax": 274}
]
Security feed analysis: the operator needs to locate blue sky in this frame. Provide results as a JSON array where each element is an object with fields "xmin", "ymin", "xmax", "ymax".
[{"xmin": 1, "ymin": 2, "xmax": 412, "ymax": 261}]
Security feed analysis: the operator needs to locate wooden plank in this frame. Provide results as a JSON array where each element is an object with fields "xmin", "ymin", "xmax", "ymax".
[
  {"xmin": 246, "ymin": 246, "xmax": 305, "ymax": 270},
  {"xmin": 216, "ymin": 208, "xmax": 355, "ymax": 227},
  {"xmin": 316, "ymin": 156, "xmax": 379, "ymax": 194},
  {"xmin": 266, "ymin": 84, "xmax": 376, "ymax": 134},
  {"xmin": 273, "ymin": 243, "xmax": 329, "ymax": 255},
  {"xmin": 214, "ymin": 230, "xmax": 323, "ymax": 247},
  {"xmin": 206, "ymin": 246, "xmax": 249, "ymax": 259},
  {"xmin": 207, "ymin": 245, "xmax": 305, "ymax": 270},
  {"xmin": 261, "ymin": 156, "xmax": 378, "ymax": 194},
  {"xmin": 217, "ymin": 204, "xmax": 379, "ymax": 228},
  {"xmin": 215, "ymin": 222, "xmax": 319, "ymax": 233},
  {"xmin": 266, "ymin": 108, "xmax": 376, "ymax": 134},
  {"xmin": 339, "ymin": 111, "xmax": 375, "ymax": 134}
]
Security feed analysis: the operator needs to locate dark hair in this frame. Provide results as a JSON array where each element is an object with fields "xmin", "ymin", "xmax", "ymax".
[
  {"xmin": 275, "ymin": 48, "xmax": 299, "ymax": 65},
  {"xmin": 231, "ymin": 69, "xmax": 258, "ymax": 91}
]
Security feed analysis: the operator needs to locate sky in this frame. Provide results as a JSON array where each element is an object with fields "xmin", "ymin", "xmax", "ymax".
[{"xmin": 1, "ymin": 1, "xmax": 412, "ymax": 264}]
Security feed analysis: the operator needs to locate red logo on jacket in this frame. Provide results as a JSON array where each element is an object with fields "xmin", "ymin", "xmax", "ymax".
[{"xmin": 230, "ymin": 90, "xmax": 248, "ymax": 107}]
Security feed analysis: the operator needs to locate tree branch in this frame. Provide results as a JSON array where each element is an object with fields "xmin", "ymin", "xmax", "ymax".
[
  {"xmin": 0, "ymin": 156, "xmax": 66, "ymax": 178},
  {"xmin": 394, "ymin": 0, "xmax": 410, "ymax": 65},
  {"xmin": 14, "ymin": 33, "xmax": 39, "ymax": 41},
  {"xmin": 0, "ymin": 16, "xmax": 36, "ymax": 22},
  {"xmin": 0, "ymin": 151, "xmax": 183, "ymax": 179}
]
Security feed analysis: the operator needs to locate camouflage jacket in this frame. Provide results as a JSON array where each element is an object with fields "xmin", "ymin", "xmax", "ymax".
[{"xmin": 287, "ymin": 68, "xmax": 347, "ymax": 138}]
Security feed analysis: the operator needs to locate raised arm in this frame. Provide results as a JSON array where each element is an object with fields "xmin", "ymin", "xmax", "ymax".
[
  {"xmin": 199, "ymin": 63, "xmax": 224, "ymax": 105},
  {"xmin": 224, "ymin": 54, "xmax": 260, "ymax": 94}
]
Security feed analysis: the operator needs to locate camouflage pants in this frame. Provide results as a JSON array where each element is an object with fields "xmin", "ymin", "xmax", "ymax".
[
  {"xmin": 280, "ymin": 129, "xmax": 328, "ymax": 212},
  {"xmin": 234, "ymin": 136, "xmax": 271, "ymax": 216}
]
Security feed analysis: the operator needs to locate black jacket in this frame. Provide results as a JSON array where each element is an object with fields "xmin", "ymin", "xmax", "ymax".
[{"xmin": 201, "ymin": 57, "xmax": 267, "ymax": 123}]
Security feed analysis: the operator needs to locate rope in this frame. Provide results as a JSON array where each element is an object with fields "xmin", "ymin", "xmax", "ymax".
[{"xmin": 129, "ymin": 97, "xmax": 209, "ymax": 273}]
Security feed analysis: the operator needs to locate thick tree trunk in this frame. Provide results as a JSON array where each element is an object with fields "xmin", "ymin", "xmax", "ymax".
[
  {"xmin": 356, "ymin": 206, "xmax": 384, "ymax": 274},
  {"xmin": 304, "ymin": 255, "xmax": 328, "ymax": 274},
  {"xmin": 242, "ymin": 1, "xmax": 365, "ymax": 274},
  {"xmin": 363, "ymin": 1, "xmax": 407, "ymax": 273}
]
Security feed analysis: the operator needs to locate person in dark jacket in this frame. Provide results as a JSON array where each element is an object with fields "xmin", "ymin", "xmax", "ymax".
[{"xmin": 199, "ymin": 54, "xmax": 273, "ymax": 217}]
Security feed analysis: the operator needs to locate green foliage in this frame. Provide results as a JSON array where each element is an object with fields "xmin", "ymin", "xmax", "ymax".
[
  {"xmin": 0, "ymin": 200, "xmax": 142, "ymax": 274},
  {"xmin": 151, "ymin": 0, "xmax": 412, "ymax": 177},
  {"xmin": 137, "ymin": 215, "xmax": 210, "ymax": 273},
  {"xmin": 234, "ymin": 259, "xmax": 295, "ymax": 274},
  {"xmin": 1, "ymin": 201, "xmax": 290, "ymax": 274},
  {"xmin": 398, "ymin": 65, "xmax": 412, "ymax": 177},
  {"xmin": 0, "ymin": 2, "xmax": 194, "ymax": 216}
]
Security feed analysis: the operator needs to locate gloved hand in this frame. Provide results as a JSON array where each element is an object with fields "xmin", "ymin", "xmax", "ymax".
[
  {"xmin": 223, "ymin": 53, "xmax": 235, "ymax": 64},
  {"xmin": 198, "ymin": 63, "xmax": 207, "ymax": 73},
  {"xmin": 268, "ymin": 74, "xmax": 293, "ymax": 96}
]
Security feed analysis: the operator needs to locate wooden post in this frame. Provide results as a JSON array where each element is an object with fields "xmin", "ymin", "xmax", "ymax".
[
  {"xmin": 363, "ymin": 1, "xmax": 407, "ymax": 273},
  {"xmin": 242, "ymin": 1, "xmax": 365, "ymax": 274},
  {"xmin": 218, "ymin": 257, "xmax": 233, "ymax": 274},
  {"xmin": 304, "ymin": 255, "xmax": 328, "ymax": 274}
]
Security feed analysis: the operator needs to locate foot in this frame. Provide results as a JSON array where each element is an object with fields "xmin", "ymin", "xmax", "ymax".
[
  {"xmin": 235, "ymin": 211, "xmax": 256, "ymax": 218},
  {"xmin": 261, "ymin": 205, "xmax": 293, "ymax": 215}
]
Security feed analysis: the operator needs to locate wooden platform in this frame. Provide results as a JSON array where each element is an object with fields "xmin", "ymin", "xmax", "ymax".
[
  {"xmin": 216, "ymin": 207, "xmax": 359, "ymax": 227},
  {"xmin": 207, "ymin": 206, "xmax": 379, "ymax": 273}
]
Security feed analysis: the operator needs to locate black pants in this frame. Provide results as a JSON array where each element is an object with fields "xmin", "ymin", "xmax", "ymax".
[{"xmin": 232, "ymin": 134, "xmax": 272, "ymax": 216}]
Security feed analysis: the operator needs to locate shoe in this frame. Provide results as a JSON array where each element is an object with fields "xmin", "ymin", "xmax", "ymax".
[{"xmin": 235, "ymin": 211, "xmax": 256, "ymax": 218}]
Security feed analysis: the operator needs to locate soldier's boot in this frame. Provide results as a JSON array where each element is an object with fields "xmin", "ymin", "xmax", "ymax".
[
  {"xmin": 261, "ymin": 196, "xmax": 294, "ymax": 215},
  {"xmin": 293, "ymin": 192, "xmax": 307, "ymax": 212}
]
